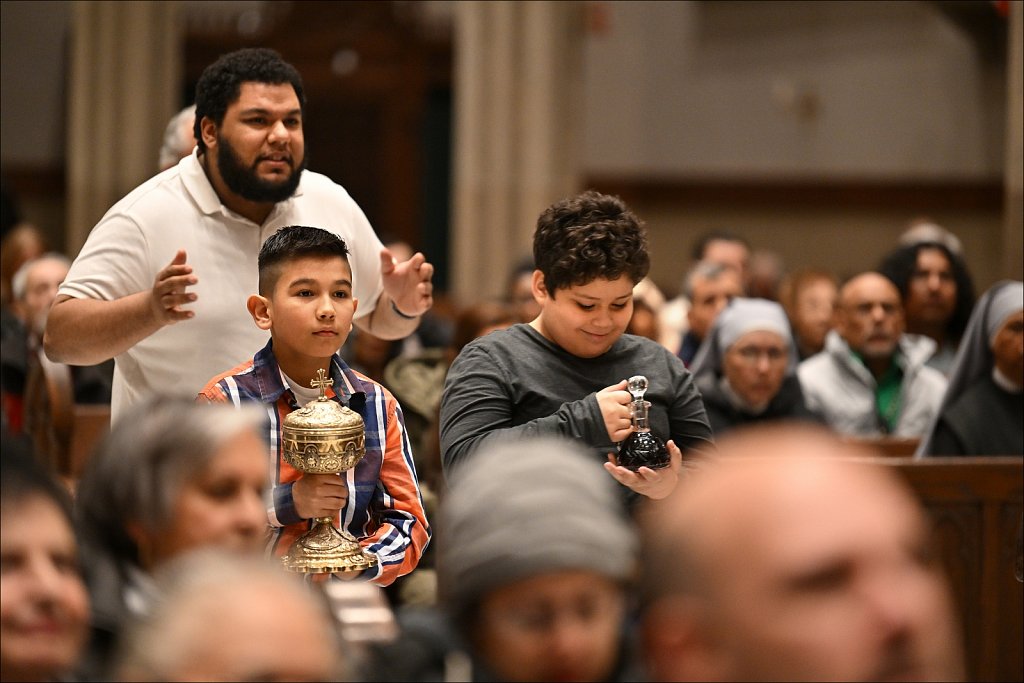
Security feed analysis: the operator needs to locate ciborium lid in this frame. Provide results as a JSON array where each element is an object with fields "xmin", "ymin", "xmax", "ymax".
[{"xmin": 282, "ymin": 369, "xmax": 365, "ymax": 475}]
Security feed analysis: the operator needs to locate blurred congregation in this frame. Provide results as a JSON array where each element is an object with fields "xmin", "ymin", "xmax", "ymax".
[{"xmin": 1, "ymin": 2, "xmax": 1023, "ymax": 682}]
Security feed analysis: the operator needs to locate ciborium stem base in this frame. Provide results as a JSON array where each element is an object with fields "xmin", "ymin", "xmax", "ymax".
[{"xmin": 281, "ymin": 518, "xmax": 379, "ymax": 574}]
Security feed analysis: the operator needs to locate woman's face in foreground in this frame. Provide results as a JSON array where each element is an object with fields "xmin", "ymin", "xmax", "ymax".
[{"xmin": 0, "ymin": 495, "xmax": 90, "ymax": 682}]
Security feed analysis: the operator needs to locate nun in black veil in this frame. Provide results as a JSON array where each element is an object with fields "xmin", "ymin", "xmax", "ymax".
[{"xmin": 917, "ymin": 280, "xmax": 1023, "ymax": 457}]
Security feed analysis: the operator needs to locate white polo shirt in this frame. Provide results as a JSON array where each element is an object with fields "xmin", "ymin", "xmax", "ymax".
[{"xmin": 58, "ymin": 151, "xmax": 384, "ymax": 423}]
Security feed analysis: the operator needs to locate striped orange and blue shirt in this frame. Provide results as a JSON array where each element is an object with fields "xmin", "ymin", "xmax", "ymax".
[{"xmin": 198, "ymin": 340, "xmax": 430, "ymax": 586}]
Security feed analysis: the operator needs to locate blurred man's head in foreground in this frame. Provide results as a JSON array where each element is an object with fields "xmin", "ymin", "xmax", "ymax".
[{"xmin": 640, "ymin": 425, "xmax": 964, "ymax": 682}]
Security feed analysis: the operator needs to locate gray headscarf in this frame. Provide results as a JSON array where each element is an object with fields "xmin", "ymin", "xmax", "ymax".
[
  {"xmin": 690, "ymin": 297, "xmax": 799, "ymax": 381},
  {"xmin": 437, "ymin": 437, "xmax": 637, "ymax": 629},
  {"xmin": 917, "ymin": 280, "xmax": 1024, "ymax": 457}
]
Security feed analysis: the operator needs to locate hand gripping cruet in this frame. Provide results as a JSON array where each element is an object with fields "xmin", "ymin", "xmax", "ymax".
[{"xmin": 617, "ymin": 375, "xmax": 670, "ymax": 471}]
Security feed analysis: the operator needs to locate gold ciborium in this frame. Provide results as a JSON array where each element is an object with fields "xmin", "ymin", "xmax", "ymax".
[{"xmin": 280, "ymin": 369, "xmax": 378, "ymax": 574}]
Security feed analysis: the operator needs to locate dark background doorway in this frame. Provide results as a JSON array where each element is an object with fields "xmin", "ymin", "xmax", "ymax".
[{"xmin": 183, "ymin": 1, "xmax": 454, "ymax": 290}]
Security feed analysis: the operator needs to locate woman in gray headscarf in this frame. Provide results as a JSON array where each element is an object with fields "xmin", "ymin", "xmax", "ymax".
[
  {"xmin": 690, "ymin": 298, "xmax": 823, "ymax": 436},
  {"xmin": 917, "ymin": 280, "xmax": 1023, "ymax": 457}
]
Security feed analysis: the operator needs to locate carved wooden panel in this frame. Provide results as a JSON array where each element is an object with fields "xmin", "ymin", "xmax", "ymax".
[{"xmin": 882, "ymin": 457, "xmax": 1023, "ymax": 683}]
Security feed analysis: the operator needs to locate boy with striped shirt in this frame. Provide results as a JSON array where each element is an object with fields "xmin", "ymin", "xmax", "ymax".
[{"xmin": 198, "ymin": 225, "xmax": 429, "ymax": 586}]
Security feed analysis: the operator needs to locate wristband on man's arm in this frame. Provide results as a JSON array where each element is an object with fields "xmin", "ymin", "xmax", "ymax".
[{"xmin": 390, "ymin": 300, "xmax": 419, "ymax": 320}]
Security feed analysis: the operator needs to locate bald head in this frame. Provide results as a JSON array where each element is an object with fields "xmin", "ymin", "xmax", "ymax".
[
  {"xmin": 641, "ymin": 425, "xmax": 963, "ymax": 682},
  {"xmin": 839, "ymin": 272, "xmax": 900, "ymax": 306},
  {"xmin": 834, "ymin": 271, "xmax": 904, "ymax": 361}
]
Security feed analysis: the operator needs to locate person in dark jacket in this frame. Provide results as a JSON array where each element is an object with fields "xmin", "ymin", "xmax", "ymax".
[{"xmin": 690, "ymin": 298, "xmax": 823, "ymax": 436}]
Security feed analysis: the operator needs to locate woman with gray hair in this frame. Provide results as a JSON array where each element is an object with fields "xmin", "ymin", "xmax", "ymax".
[
  {"xmin": 73, "ymin": 395, "xmax": 268, "ymax": 679},
  {"xmin": 157, "ymin": 104, "xmax": 196, "ymax": 170},
  {"xmin": 689, "ymin": 297, "xmax": 823, "ymax": 436}
]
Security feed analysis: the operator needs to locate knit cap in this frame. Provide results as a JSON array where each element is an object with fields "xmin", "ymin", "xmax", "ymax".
[{"xmin": 438, "ymin": 437, "xmax": 637, "ymax": 627}]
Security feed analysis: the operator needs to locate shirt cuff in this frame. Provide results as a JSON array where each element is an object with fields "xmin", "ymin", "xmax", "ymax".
[{"xmin": 272, "ymin": 482, "xmax": 304, "ymax": 526}]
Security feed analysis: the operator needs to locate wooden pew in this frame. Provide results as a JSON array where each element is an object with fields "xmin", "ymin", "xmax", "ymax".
[
  {"xmin": 875, "ymin": 457, "xmax": 1023, "ymax": 683},
  {"xmin": 843, "ymin": 435, "xmax": 921, "ymax": 457},
  {"xmin": 23, "ymin": 347, "xmax": 110, "ymax": 483}
]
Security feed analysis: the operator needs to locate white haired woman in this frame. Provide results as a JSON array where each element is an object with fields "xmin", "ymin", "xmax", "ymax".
[{"xmin": 74, "ymin": 396, "xmax": 268, "ymax": 679}]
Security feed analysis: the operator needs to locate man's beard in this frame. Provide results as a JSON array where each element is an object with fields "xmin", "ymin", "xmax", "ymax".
[{"xmin": 216, "ymin": 135, "xmax": 306, "ymax": 203}]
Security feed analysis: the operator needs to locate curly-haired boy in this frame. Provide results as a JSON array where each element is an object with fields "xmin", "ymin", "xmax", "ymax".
[{"xmin": 440, "ymin": 191, "xmax": 712, "ymax": 503}]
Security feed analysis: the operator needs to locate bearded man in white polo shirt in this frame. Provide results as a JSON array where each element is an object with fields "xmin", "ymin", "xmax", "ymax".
[{"xmin": 45, "ymin": 48, "xmax": 433, "ymax": 421}]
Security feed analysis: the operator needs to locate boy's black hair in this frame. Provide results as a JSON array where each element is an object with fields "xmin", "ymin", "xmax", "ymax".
[
  {"xmin": 532, "ymin": 190, "xmax": 649, "ymax": 295},
  {"xmin": 193, "ymin": 47, "xmax": 306, "ymax": 152},
  {"xmin": 258, "ymin": 226, "xmax": 350, "ymax": 295}
]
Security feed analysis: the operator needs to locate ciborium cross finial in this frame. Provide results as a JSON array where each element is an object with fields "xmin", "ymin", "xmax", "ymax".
[{"xmin": 311, "ymin": 368, "xmax": 331, "ymax": 400}]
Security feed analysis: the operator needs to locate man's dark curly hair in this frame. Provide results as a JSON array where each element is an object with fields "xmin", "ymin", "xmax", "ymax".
[
  {"xmin": 193, "ymin": 48, "xmax": 306, "ymax": 153},
  {"xmin": 258, "ymin": 226, "xmax": 350, "ymax": 295},
  {"xmin": 878, "ymin": 240, "xmax": 975, "ymax": 341},
  {"xmin": 533, "ymin": 190, "xmax": 650, "ymax": 296}
]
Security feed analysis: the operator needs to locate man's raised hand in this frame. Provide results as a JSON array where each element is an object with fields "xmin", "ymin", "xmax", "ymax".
[
  {"xmin": 380, "ymin": 247, "xmax": 434, "ymax": 318},
  {"xmin": 150, "ymin": 250, "xmax": 197, "ymax": 325}
]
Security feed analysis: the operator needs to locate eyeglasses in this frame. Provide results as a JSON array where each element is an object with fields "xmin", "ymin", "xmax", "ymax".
[{"xmin": 729, "ymin": 346, "xmax": 789, "ymax": 364}]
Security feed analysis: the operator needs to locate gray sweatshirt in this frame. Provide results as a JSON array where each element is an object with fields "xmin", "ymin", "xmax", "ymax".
[{"xmin": 439, "ymin": 323, "xmax": 713, "ymax": 477}]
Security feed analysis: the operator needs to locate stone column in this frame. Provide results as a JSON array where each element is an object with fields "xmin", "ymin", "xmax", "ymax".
[
  {"xmin": 450, "ymin": 1, "xmax": 585, "ymax": 305},
  {"xmin": 66, "ymin": 1, "xmax": 182, "ymax": 255},
  {"xmin": 1004, "ymin": 0, "xmax": 1023, "ymax": 280}
]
